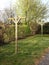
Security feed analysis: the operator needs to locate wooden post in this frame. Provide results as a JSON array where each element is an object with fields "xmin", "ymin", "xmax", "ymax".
[
  {"xmin": 8, "ymin": 18, "xmax": 18, "ymax": 54},
  {"xmin": 15, "ymin": 22, "xmax": 18, "ymax": 54},
  {"xmin": 8, "ymin": 16, "xmax": 25, "ymax": 54},
  {"xmin": 14, "ymin": 17, "xmax": 21, "ymax": 54},
  {"xmin": 41, "ymin": 24, "xmax": 43, "ymax": 36}
]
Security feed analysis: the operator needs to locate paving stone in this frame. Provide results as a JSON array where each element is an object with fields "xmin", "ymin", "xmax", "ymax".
[{"xmin": 38, "ymin": 52, "xmax": 49, "ymax": 65}]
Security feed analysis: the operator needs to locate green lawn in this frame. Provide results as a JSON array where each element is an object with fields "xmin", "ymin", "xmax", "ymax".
[{"xmin": 0, "ymin": 35, "xmax": 49, "ymax": 65}]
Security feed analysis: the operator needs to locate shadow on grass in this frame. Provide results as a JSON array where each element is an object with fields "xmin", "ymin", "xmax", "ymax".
[{"xmin": 0, "ymin": 41, "xmax": 10, "ymax": 46}]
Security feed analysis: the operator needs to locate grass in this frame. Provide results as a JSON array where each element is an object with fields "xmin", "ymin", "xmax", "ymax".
[{"xmin": 0, "ymin": 35, "xmax": 49, "ymax": 65}]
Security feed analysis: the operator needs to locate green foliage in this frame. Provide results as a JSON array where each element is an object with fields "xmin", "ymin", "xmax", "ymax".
[
  {"xmin": 43, "ymin": 22, "xmax": 49, "ymax": 34},
  {"xmin": 3, "ymin": 33, "xmax": 9, "ymax": 43},
  {"xmin": 5, "ymin": 24, "xmax": 15, "ymax": 41},
  {"xmin": 36, "ymin": 24, "xmax": 41, "ymax": 34},
  {"xmin": 29, "ymin": 22, "xmax": 38, "ymax": 34},
  {"xmin": 36, "ymin": 22, "xmax": 49, "ymax": 34},
  {"xmin": 0, "ymin": 24, "xmax": 15, "ymax": 44},
  {"xmin": 15, "ymin": 0, "xmax": 48, "ymax": 24},
  {"xmin": 18, "ymin": 24, "xmax": 31, "ymax": 39}
]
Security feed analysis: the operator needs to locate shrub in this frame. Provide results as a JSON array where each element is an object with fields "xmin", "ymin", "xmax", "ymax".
[
  {"xmin": 36, "ymin": 24, "xmax": 41, "ymax": 34},
  {"xmin": 0, "ymin": 24, "xmax": 15, "ymax": 44},
  {"xmin": 5, "ymin": 24, "xmax": 15, "ymax": 41},
  {"xmin": 43, "ymin": 22, "xmax": 49, "ymax": 34},
  {"xmin": 29, "ymin": 22, "xmax": 39, "ymax": 35},
  {"xmin": 3, "ymin": 33, "xmax": 9, "ymax": 43},
  {"xmin": 36, "ymin": 22, "xmax": 49, "ymax": 34},
  {"xmin": 18, "ymin": 24, "xmax": 31, "ymax": 39}
]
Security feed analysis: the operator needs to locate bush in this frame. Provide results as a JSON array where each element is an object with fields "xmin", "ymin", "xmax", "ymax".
[
  {"xmin": 0, "ymin": 24, "xmax": 15, "ymax": 44},
  {"xmin": 29, "ymin": 22, "xmax": 39, "ymax": 35},
  {"xmin": 43, "ymin": 22, "xmax": 49, "ymax": 34},
  {"xmin": 36, "ymin": 22, "xmax": 49, "ymax": 34},
  {"xmin": 5, "ymin": 24, "xmax": 15, "ymax": 41},
  {"xmin": 36, "ymin": 24, "xmax": 41, "ymax": 34},
  {"xmin": 18, "ymin": 24, "xmax": 31, "ymax": 39},
  {"xmin": 3, "ymin": 33, "xmax": 9, "ymax": 43}
]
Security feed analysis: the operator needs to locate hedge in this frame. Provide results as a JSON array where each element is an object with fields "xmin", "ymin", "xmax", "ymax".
[
  {"xmin": 36, "ymin": 22, "xmax": 49, "ymax": 34},
  {"xmin": 18, "ymin": 24, "xmax": 31, "ymax": 39}
]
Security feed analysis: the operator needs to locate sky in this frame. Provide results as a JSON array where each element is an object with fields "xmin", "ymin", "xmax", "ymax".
[
  {"xmin": 0, "ymin": 0, "xmax": 16, "ymax": 10},
  {"xmin": 0, "ymin": 0, "xmax": 49, "ymax": 10},
  {"xmin": 0, "ymin": 0, "xmax": 49, "ymax": 22},
  {"xmin": 42, "ymin": 0, "xmax": 48, "ymax": 4}
]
